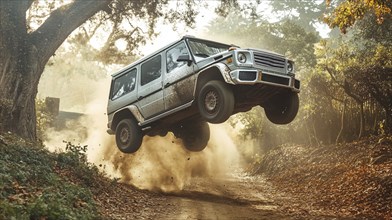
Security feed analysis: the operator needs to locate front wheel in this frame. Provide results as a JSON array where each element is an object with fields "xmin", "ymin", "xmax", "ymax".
[
  {"xmin": 115, "ymin": 118, "xmax": 143, "ymax": 153},
  {"xmin": 197, "ymin": 80, "xmax": 234, "ymax": 124},
  {"xmin": 264, "ymin": 92, "xmax": 299, "ymax": 125}
]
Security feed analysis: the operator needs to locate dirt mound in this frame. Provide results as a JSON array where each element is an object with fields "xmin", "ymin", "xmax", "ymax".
[{"xmin": 253, "ymin": 135, "xmax": 392, "ymax": 219}]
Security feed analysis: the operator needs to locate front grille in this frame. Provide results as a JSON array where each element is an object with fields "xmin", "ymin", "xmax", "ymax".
[
  {"xmin": 262, "ymin": 74, "xmax": 290, "ymax": 86},
  {"xmin": 254, "ymin": 52, "xmax": 286, "ymax": 69},
  {"xmin": 239, "ymin": 71, "xmax": 257, "ymax": 81}
]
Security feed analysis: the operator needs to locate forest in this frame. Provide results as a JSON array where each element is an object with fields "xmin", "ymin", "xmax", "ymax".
[
  {"xmin": 1, "ymin": 0, "xmax": 391, "ymax": 144},
  {"xmin": 0, "ymin": 0, "xmax": 391, "ymax": 219}
]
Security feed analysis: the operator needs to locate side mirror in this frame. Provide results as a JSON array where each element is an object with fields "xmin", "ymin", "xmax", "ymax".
[{"xmin": 177, "ymin": 54, "xmax": 192, "ymax": 66}]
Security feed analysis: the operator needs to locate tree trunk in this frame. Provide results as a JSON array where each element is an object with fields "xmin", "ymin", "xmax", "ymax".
[
  {"xmin": 385, "ymin": 108, "xmax": 392, "ymax": 134},
  {"xmin": 312, "ymin": 121, "xmax": 321, "ymax": 146},
  {"xmin": 336, "ymin": 99, "xmax": 346, "ymax": 144},
  {"xmin": 358, "ymin": 102, "xmax": 364, "ymax": 139},
  {"xmin": 0, "ymin": 50, "xmax": 42, "ymax": 139},
  {"xmin": 0, "ymin": 2, "xmax": 41, "ymax": 139},
  {"xmin": 0, "ymin": 0, "xmax": 110, "ymax": 140}
]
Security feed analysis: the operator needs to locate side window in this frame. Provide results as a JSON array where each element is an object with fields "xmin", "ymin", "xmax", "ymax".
[
  {"xmin": 166, "ymin": 42, "xmax": 188, "ymax": 74},
  {"xmin": 111, "ymin": 69, "xmax": 137, "ymax": 100},
  {"xmin": 141, "ymin": 55, "xmax": 161, "ymax": 86}
]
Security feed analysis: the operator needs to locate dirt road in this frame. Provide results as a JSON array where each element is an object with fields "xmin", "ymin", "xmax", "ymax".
[{"xmin": 149, "ymin": 174, "xmax": 350, "ymax": 220}]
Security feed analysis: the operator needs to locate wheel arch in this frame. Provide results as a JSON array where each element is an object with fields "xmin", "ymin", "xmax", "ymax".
[
  {"xmin": 193, "ymin": 63, "xmax": 234, "ymax": 98},
  {"xmin": 111, "ymin": 105, "xmax": 144, "ymax": 131}
]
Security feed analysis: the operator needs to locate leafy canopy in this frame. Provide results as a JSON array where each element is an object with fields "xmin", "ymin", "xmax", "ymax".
[{"xmin": 325, "ymin": 0, "xmax": 392, "ymax": 33}]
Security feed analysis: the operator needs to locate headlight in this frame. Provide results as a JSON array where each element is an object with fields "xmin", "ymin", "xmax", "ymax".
[
  {"xmin": 237, "ymin": 52, "xmax": 247, "ymax": 63},
  {"xmin": 287, "ymin": 61, "xmax": 294, "ymax": 73}
]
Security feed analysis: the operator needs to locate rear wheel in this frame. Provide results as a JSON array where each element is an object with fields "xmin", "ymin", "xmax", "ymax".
[
  {"xmin": 115, "ymin": 118, "xmax": 143, "ymax": 153},
  {"xmin": 264, "ymin": 92, "xmax": 299, "ymax": 125},
  {"xmin": 173, "ymin": 120, "xmax": 210, "ymax": 152},
  {"xmin": 197, "ymin": 80, "xmax": 234, "ymax": 123}
]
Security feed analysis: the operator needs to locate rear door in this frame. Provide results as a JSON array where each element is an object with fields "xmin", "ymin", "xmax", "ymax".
[
  {"xmin": 137, "ymin": 54, "xmax": 165, "ymax": 118},
  {"xmin": 163, "ymin": 41, "xmax": 196, "ymax": 110}
]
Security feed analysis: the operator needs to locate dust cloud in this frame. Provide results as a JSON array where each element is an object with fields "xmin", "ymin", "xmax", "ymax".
[
  {"xmin": 44, "ymin": 109, "xmax": 242, "ymax": 192},
  {"xmin": 40, "ymin": 67, "xmax": 242, "ymax": 192},
  {"xmin": 100, "ymin": 124, "xmax": 241, "ymax": 192}
]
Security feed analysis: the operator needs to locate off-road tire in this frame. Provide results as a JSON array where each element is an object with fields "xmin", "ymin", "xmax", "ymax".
[
  {"xmin": 264, "ymin": 92, "xmax": 299, "ymax": 125},
  {"xmin": 115, "ymin": 118, "xmax": 143, "ymax": 153},
  {"xmin": 198, "ymin": 80, "xmax": 234, "ymax": 123},
  {"xmin": 181, "ymin": 121, "xmax": 210, "ymax": 152}
]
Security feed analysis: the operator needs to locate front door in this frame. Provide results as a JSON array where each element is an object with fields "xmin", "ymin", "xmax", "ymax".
[
  {"xmin": 163, "ymin": 41, "xmax": 196, "ymax": 110},
  {"xmin": 137, "ymin": 54, "xmax": 164, "ymax": 119}
]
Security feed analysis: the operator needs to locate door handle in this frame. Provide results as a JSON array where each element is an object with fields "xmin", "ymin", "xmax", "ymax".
[
  {"xmin": 164, "ymin": 82, "xmax": 170, "ymax": 88},
  {"xmin": 138, "ymin": 96, "xmax": 144, "ymax": 100}
]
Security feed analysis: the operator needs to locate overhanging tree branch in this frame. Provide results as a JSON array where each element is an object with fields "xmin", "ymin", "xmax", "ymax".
[{"xmin": 30, "ymin": 0, "xmax": 111, "ymax": 64}]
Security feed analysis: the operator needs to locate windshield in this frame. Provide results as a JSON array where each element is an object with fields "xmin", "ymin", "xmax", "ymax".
[{"xmin": 187, "ymin": 39, "xmax": 230, "ymax": 62}]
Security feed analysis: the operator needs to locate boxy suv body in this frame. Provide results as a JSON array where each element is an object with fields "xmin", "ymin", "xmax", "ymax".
[{"xmin": 107, "ymin": 36, "xmax": 300, "ymax": 153}]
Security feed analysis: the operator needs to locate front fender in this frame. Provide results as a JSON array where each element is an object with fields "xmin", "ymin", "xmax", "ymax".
[
  {"xmin": 193, "ymin": 63, "xmax": 234, "ymax": 97},
  {"xmin": 204, "ymin": 63, "xmax": 234, "ymax": 84}
]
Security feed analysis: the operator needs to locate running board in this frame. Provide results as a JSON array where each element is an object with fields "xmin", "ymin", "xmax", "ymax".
[{"xmin": 140, "ymin": 101, "xmax": 194, "ymax": 127}]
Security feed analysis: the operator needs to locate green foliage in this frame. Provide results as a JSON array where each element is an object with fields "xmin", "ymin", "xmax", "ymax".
[
  {"xmin": 60, "ymin": 141, "xmax": 89, "ymax": 164},
  {"xmin": 26, "ymin": 0, "xmax": 202, "ymax": 65},
  {"xmin": 353, "ymin": 12, "xmax": 392, "ymax": 45},
  {"xmin": 325, "ymin": 0, "xmax": 392, "ymax": 33},
  {"xmin": 229, "ymin": 107, "xmax": 264, "ymax": 140},
  {"xmin": 28, "ymin": 185, "xmax": 97, "ymax": 220},
  {"xmin": 57, "ymin": 142, "xmax": 103, "ymax": 188},
  {"xmin": 52, "ymin": 0, "xmax": 245, "ymax": 65},
  {"xmin": 270, "ymin": 0, "xmax": 329, "ymax": 32},
  {"xmin": 0, "ymin": 137, "xmax": 101, "ymax": 219},
  {"xmin": 346, "ymin": 44, "xmax": 392, "ymax": 107},
  {"xmin": 313, "ymin": 21, "xmax": 392, "ymax": 135}
]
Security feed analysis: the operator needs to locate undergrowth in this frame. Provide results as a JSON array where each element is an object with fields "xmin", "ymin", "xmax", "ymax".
[{"xmin": 0, "ymin": 134, "xmax": 103, "ymax": 220}]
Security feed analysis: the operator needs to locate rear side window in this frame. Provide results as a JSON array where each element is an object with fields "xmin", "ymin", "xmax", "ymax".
[
  {"xmin": 111, "ymin": 69, "xmax": 137, "ymax": 100},
  {"xmin": 141, "ymin": 55, "xmax": 161, "ymax": 86}
]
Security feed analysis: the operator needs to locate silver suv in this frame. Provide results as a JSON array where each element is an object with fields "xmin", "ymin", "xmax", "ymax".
[{"xmin": 107, "ymin": 36, "xmax": 300, "ymax": 153}]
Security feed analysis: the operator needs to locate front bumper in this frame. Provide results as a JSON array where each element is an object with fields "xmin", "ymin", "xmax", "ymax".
[{"xmin": 230, "ymin": 69, "xmax": 300, "ymax": 92}]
